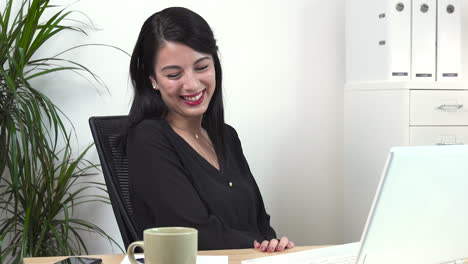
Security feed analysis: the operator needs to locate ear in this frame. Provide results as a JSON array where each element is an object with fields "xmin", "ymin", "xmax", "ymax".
[{"xmin": 149, "ymin": 76, "xmax": 158, "ymax": 90}]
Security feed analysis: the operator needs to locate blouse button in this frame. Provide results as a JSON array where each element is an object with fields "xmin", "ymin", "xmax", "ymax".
[{"xmin": 229, "ymin": 182, "xmax": 233, "ymax": 187}]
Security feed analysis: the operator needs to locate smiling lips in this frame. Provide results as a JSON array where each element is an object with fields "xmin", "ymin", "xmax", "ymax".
[{"xmin": 181, "ymin": 90, "xmax": 205, "ymax": 106}]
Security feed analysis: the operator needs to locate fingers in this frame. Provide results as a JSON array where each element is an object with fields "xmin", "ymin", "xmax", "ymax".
[
  {"xmin": 267, "ymin": 238, "xmax": 279, "ymax": 253},
  {"xmin": 260, "ymin": 240, "xmax": 269, "ymax": 252},
  {"xmin": 253, "ymin": 240, "xmax": 261, "ymax": 249},
  {"xmin": 256, "ymin": 238, "xmax": 295, "ymax": 252},
  {"xmin": 275, "ymin": 237, "xmax": 289, "ymax": 252},
  {"xmin": 285, "ymin": 240, "xmax": 295, "ymax": 249}
]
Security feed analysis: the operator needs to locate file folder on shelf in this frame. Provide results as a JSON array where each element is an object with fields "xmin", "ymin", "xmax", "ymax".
[
  {"xmin": 437, "ymin": 0, "xmax": 461, "ymax": 81},
  {"xmin": 412, "ymin": 0, "xmax": 436, "ymax": 81},
  {"xmin": 346, "ymin": 0, "xmax": 464, "ymax": 85},
  {"xmin": 383, "ymin": 0, "xmax": 412, "ymax": 81}
]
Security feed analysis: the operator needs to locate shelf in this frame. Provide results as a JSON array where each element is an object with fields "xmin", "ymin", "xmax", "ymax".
[{"xmin": 345, "ymin": 81, "xmax": 468, "ymax": 91}]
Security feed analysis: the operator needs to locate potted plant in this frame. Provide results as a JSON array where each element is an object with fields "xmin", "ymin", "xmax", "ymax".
[{"xmin": 0, "ymin": 0, "xmax": 121, "ymax": 263}]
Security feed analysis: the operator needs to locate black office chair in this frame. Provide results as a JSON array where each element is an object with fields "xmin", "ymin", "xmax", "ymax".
[{"xmin": 89, "ymin": 115, "xmax": 140, "ymax": 249}]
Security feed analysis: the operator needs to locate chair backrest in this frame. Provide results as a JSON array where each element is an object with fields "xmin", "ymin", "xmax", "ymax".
[{"xmin": 89, "ymin": 115, "xmax": 139, "ymax": 249}]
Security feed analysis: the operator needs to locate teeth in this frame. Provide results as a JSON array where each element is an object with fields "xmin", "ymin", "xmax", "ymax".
[{"xmin": 183, "ymin": 91, "xmax": 203, "ymax": 101}]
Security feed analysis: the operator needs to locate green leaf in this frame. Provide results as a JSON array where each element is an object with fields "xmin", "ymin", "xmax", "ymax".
[{"xmin": 25, "ymin": 66, "xmax": 82, "ymax": 80}]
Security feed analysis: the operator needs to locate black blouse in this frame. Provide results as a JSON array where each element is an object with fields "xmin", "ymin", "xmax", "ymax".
[{"xmin": 126, "ymin": 118, "xmax": 276, "ymax": 250}]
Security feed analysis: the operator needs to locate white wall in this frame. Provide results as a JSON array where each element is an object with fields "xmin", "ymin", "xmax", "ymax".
[{"xmin": 33, "ymin": 0, "xmax": 345, "ymax": 253}]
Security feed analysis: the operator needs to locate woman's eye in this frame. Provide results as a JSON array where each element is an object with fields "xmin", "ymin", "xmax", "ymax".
[
  {"xmin": 195, "ymin": 65, "xmax": 209, "ymax": 71},
  {"xmin": 167, "ymin": 73, "xmax": 181, "ymax": 78}
]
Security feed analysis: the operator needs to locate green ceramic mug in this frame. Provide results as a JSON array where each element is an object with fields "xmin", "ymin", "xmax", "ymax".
[{"xmin": 127, "ymin": 227, "xmax": 198, "ymax": 264}]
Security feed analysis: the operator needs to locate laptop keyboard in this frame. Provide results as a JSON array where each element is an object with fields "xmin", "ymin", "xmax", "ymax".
[{"xmin": 308, "ymin": 254, "xmax": 357, "ymax": 264}]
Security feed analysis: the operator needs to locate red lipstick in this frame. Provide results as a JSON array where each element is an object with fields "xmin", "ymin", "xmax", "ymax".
[{"xmin": 181, "ymin": 90, "xmax": 205, "ymax": 106}]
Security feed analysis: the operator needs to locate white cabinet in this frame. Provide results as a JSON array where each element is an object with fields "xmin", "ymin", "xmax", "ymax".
[
  {"xmin": 343, "ymin": 84, "xmax": 468, "ymax": 242},
  {"xmin": 344, "ymin": 0, "xmax": 468, "ymax": 243},
  {"xmin": 409, "ymin": 126, "xmax": 468, "ymax": 145},
  {"xmin": 410, "ymin": 90, "xmax": 468, "ymax": 125}
]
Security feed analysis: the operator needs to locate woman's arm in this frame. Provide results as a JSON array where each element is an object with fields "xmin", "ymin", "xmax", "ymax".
[
  {"xmin": 228, "ymin": 125, "xmax": 295, "ymax": 252},
  {"xmin": 228, "ymin": 126, "xmax": 277, "ymax": 240},
  {"xmin": 254, "ymin": 184, "xmax": 277, "ymax": 240}
]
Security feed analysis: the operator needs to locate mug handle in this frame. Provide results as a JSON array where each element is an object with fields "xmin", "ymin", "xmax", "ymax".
[{"xmin": 127, "ymin": 241, "xmax": 144, "ymax": 264}]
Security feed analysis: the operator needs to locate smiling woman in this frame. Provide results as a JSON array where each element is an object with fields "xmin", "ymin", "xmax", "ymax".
[
  {"xmin": 150, "ymin": 42, "xmax": 216, "ymax": 126},
  {"xmin": 125, "ymin": 7, "xmax": 295, "ymax": 251}
]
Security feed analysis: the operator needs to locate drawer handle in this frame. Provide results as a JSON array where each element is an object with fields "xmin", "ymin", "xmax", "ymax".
[
  {"xmin": 437, "ymin": 104, "xmax": 464, "ymax": 110},
  {"xmin": 436, "ymin": 142, "xmax": 464, "ymax": 146}
]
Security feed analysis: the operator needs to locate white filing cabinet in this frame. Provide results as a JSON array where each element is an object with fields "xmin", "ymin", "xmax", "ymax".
[
  {"xmin": 343, "ymin": 82, "xmax": 468, "ymax": 242},
  {"xmin": 344, "ymin": 0, "xmax": 468, "ymax": 243}
]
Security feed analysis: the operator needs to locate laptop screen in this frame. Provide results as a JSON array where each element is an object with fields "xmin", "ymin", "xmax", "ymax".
[{"xmin": 356, "ymin": 145, "xmax": 468, "ymax": 264}]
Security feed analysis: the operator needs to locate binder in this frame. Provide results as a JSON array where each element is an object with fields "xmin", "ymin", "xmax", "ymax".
[
  {"xmin": 412, "ymin": 0, "xmax": 436, "ymax": 81},
  {"xmin": 385, "ymin": 0, "xmax": 412, "ymax": 80},
  {"xmin": 437, "ymin": 0, "xmax": 461, "ymax": 81}
]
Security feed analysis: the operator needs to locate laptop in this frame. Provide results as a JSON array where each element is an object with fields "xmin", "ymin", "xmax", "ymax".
[{"xmin": 243, "ymin": 145, "xmax": 468, "ymax": 264}]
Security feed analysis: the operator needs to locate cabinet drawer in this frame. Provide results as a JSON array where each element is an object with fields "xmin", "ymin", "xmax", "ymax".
[
  {"xmin": 410, "ymin": 90, "xmax": 468, "ymax": 125},
  {"xmin": 410, "ymin": 126, "xmax": 468, "ymax": 146}
]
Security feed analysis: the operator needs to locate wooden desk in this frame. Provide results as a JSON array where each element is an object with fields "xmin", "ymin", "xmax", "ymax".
[{"xmin": 23, "ymin": 246, "xmax": 325, "ymax": 264}]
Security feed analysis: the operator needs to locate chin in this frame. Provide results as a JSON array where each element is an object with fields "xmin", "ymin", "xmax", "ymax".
[{"xmin": 181, "ymin": 107, "xmax": 209, "ymax": 118}]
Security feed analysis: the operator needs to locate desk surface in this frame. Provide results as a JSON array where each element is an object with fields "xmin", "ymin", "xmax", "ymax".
[{"xmin": 23, "ymin": 246, "xmax": 324, "ymax": 264}]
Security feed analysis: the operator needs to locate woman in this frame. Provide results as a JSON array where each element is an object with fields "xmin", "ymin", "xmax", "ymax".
[{"xmin": 126, "ymin": 7, "xmax": 294, "ymax": 252}]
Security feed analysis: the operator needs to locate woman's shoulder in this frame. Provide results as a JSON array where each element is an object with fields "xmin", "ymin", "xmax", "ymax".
[
  {"xmin": 130, "ymin": 118, "xmax": 165, "ymax": 130},
  {"xmin": 128, "ymin": 118, "xmax": 169, "ymax": 141},
  {"xmin": 222, "ymin": 123, "xmax": 241, "ymax": 143},
  {"xmin": 223, "ymin": 123, "xmax": 236, "ymax": 135}
]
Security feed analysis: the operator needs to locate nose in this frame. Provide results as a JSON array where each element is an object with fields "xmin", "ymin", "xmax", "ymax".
[{"xmin": 182, "ymin": 70, "xmax": 200, "ymax": 91}]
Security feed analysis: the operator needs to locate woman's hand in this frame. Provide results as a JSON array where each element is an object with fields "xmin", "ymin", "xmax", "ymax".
[{"xmin": 254, "ymin": 237, "xmax": 295, "ymax": 252}]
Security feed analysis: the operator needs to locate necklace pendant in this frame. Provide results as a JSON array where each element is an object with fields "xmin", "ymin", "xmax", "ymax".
[
  {"xmin": 195, "ymin": 133, "xmax": 199, "ymax": 139},
  {"xmin": 229, "ymin": 181, "xmax": 233, "ymax": 187}
]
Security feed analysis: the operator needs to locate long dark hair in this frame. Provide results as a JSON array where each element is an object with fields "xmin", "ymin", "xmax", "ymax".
[{"xmin": 128, "ymin": 7, "xmax": 225, "ymax": 158}]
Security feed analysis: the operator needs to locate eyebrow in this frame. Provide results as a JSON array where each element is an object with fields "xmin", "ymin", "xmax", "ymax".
[{"xmin": 160, "ymin": 56, "xmax": 211, "ymax": 72}]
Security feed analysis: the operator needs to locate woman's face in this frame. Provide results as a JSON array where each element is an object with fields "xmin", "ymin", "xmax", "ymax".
[{"xmin": 151, "ymin": 41, "xmax": 216, "ymax": 120}]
